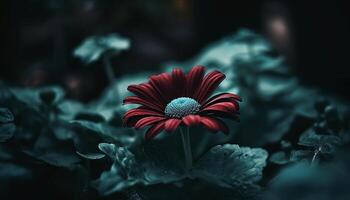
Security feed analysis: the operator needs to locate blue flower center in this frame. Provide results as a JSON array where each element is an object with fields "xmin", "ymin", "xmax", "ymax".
[{"xmin": 165, "ymin": 97, "xmax": 201, "ymax": 118}]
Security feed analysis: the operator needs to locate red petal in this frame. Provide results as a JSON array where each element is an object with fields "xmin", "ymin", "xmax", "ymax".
[
  {"xmin": 186, "ymin": 65, "xmax": 205, "ymax": 97},
  {"xmin": 202, "ymin": 93, "xmax": 241, "ymax": 108},
  {"xmin": 171, "ymin": 68, "xmax": 186, "ymax": 97},
  {"xmin": 164, "ymin": 118, "xmax": 182, "ymax": 132},
  {"xmin": 149, "ymin": 73, "xmax": 174, "ymax": 103},
  {"xmin": 182, "ymin": 115, "xmax": 201, "ymax": 126},
  {"xmin": 127, "ymin": 83, "xmax": 165, "ymax": 107},
  {"xmin": 201, "ymin": 116, "xmax": 229, "ymax": 134},
  {"xmin": 145, "ymin": 121, "xmax": 165, "ymax": 140},
  {"xmin": 201, "ymin": 102, "xmax": 238, "ymax": 113},
  {"xmin": 123, "ymin": 107, "xmax": 164, "ymax": 126},
  {"xmin": 194, "ymin": 70, "xmax": 225, "ymax": 103},
  {"xmin": 135, "ymin": 116, "xmax": 166, "ymax": 129},
  {"xmin": 123, "ymin": 96, "xmax": 163, "ymax": 112}
]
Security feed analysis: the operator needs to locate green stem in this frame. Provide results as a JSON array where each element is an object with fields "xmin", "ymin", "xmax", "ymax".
[
  {"xmin": 180, "ymin": 127, "xmax": 193, "ymax": 170},
  {"xmin": 103, "ymin": 54, "xmax": 115, "ymax": 84}
]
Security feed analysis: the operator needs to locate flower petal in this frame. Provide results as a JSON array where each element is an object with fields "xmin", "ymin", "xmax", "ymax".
[
  {"xmin": 145, "ymin": 121, "xmax": 166, "ymax": 140},
  {"xmin": 171, "ymin": 68, "xmax": 186, "ymax": 97},
  {"xmin": 201, "ymin": 102, "xmax": 238, "ymax": 113},
  {"xmin": 200, "ymin": 101, "xmax": 239, "ymax": 121},
  {"xmin": 123, "ymin": 96, "xmax": 163, "ymax": 112},
  {"xmin": 201, "ymin": 116, "xmax": 229, "ymax": 134},
  {"xmin": 194, "ymin": 70, "xmax": 225, "ymax": 103},
  {"xmin": 127, "ymin": 83, "xmax": 165, "ymax": 106},
  {"xmin": 123, "ymin": 107, "xmax": 164, "ymax": 126},
  {"xmin": 202, "ymin": 93, "xmax": 241, "ymax": 108},
  {"xmin": 186, "ymin": 65, "xmax": 205, "ymax": 97},
  {"xmin": 182, "ymin": 114, "xmax": 201, "ymax": 126},
  {"xmin": 134, "ymin": 116, "xmax": 166, "ymax": 129},
  {"xmin": 149, "ymin": 72, "xmax": 174, "ymax": 103},
  {"xmin": 164, "ymin": 118, "xmax": 182, "ymax": 132}
]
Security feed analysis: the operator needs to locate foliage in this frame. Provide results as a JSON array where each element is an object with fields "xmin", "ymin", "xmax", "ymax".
[
  {"xmin": 1, "ymin": 29, "xmax": 349, "ymax": 200},
  {"xmin": 73, "ymin": 33, "xmax": 130, "ymax": 64}
]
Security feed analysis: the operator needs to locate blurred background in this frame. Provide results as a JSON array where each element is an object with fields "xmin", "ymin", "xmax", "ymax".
[{"xmin": 1, "ymin": 0, "xmax": 349, "ymax": 101}]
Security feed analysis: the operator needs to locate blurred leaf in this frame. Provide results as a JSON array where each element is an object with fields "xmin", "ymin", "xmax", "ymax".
[
  {"xmin": 74, "ymin": 33, "xmax": 130, "ymax": 64},
  {"xmin": 74, "ymin": 112, "xmax": 106, "ymax": 123},
  {"xmin": 0, "ymin": 124, "xmax": 16, "ymax": 142},
  {"xmin": 38, "ymin": 86, "xmax": 65, "ymax": 105},
  {"xmin": 52, "ymin": 121, "xmax": 75, "ymax": 140},
  {"xmin": 269, "ymin": 151, "xmax": 289, "ymax": 165},
  {"xmin": 71, "ymin": 120, "xmax": 138, "ymax": 151},
  {"xmin": 0, "ymin": 108, "xmax": 14, "ymax": 123},
  {"xmin": 289, "ymin": 150, "xmax": 312, "ymax": 162},
  {"xmin": 70, "ymin": 120, "xmax": 115, "ymax": 157},
  {"xmin": 0, "ymin": 162, "xmax": 32, "ymax": 182},
  {"xmin": 22, "ymin": 128, "xmax": 81, "ymax": 168},
  {"xmin": 57, "ymin": 100, "xmax": 85, "ymax": 121},
  {"xmin": 0, "ymin": 145, "xmax": 14, "ymax": 161},
  {"xmin": 265, "ymin": 153, "xmax": 350, "ymax": 200},
  {"xmin": 98, "ymin": 143, "xmax": 117, "ymax": 160},
  {"xmin": 298, "ymin": 128, "xmax": 342, "ymax": 154},
  {"xmin": 76, "ymin": 151, "xmax": 105, "ymax": 160},
  {"xmin": 23, "ymin": 143, "xmax": 81, "ymax": 168}
]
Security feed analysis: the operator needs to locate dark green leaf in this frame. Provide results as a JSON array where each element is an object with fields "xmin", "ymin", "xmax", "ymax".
[
  {"xmin": 298, "ymin": 128, "xmax": 342, "ymax": 153},
  {"xmin": 0, "ymin": 123, "xmax": 16, "ymax": 142},
  {"xmin": 76, "ymin": 151, "xmax": 105, "ymax": 159},
  {"xmin": 74, "ymin": 112, "xmax": 106, "ymax": 123},
  {"xmin": 270, "ymin": 151, "xmax": 289, "ymax": 165},
  {"xmin": 93, "ymin": 134, "xmax": 188, "ymax": 195},
  {"xmin": 0, "ymin": 108, "xmax": 14, "ymax": 123},
  {"xmin": 23, "ymin": 149, "xmax": 81, "ymax": 168},
  {"xmin": 98, "ymin": 143, "xmax": 117, "ymax": 160},
  {"xmin": 0, "ymin": 162, "xmax": 32, "ymax": 182},
  {"xmin": 289, "ymin": 150, "xmax": 312, "ymax": 162},
  {"xmin": 192, "ymin": 144, "xmax": 268, "ymax": 187}
]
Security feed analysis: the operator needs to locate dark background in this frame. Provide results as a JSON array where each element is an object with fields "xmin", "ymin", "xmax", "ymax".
[{"xmin": 1, "ymin": 0, "xmax": 349, "ymax": 101}]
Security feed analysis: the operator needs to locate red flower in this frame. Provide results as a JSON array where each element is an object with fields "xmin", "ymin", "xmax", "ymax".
[{"xmin": 123, "ymin": 66, "xmax": 241, "ymax": 139}]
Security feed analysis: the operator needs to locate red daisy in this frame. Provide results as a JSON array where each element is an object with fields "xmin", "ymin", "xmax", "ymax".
[{"xmin": 123, "ymin": 65, "xmax": 241, "ymax": 140}]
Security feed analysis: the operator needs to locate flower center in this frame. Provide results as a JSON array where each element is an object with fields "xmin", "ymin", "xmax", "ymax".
[{"xmin": 165, "ymin": 97, "xmax": 201, "ymax": 118}]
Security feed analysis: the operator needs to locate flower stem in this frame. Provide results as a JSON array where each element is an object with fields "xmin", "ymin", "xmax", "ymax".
[
  {"xmin": 180, "ymin": 127, "xmax": 193, "ymax": 170},
  {"xmin": 103, "ymin": 54, "xmax": 115, "ymax": 84}
]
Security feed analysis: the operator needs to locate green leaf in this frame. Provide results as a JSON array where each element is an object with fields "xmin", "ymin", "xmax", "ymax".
[
  {"xmin": 0, "ymin": 123, "xmax": 16, "ymax": 142},
  {"xmin": 0, "ymin": 145, "xmax": 14, "ymax": 160},
  {"xmin": 0, "ymin": 108, "xmax": 14, "ymax": 123},
  {"xmin": 70, "ymin": 121, "xmax": 115, "ymax": 157},
  {"xmin": 192, "ymin": 144, "xmax": 268, "ymax": 187},
  {"xmin": 52, "ymin": 121, "xmax": 75, "ymax": 140},
  {"xmin": 0, "ymin": 162, "xmax": 32, "ymax": 182},
  {"xmin": 22, "ymin": 129, "xmax": 81, "ymax": 168},
  {"xmin": 23, "ymin": 149, "xmax": 81, "ymax": 168},
  {"xmin": 76, "ymin": 151, "xmax": 105, "ymax": 159},
  {"xmin": 38, "ymin": 87, "xmax": 65, "ymax": 105},
  {"xmin": 57, "ymin": 100, "xmax": 85, "ymax": 121},
  {"xmin": 98, "ymin": 143, "xmax": 117, "ymax": 160},
  {"xmin": 71, "ymin": 120, "xmax": 138, "ymax": 151},
  {"xmin": 74, "ymin": 112, "xmax": 105, "ymax": 123},
  {"xmin": 93, "ymin": 134, "xmax": 188, "ymax": 195},
  {"xmin": 269, "ymin": 151, "xmax": 289, "ymax": 165},
  {"xmin": 266, "ymin": 153, "xmax": 350, "ymax": 200},
  {"xmin": 93, "ymin": 145, "xmax": 186, "ymax": 195},
  {"xmin": 73, "ymin": 33, "xmax": 130, "ymax": 64},
  {"xmin": 289, "ymin": 150, "xmax": 312, "ymax": 162},
  {"xmin": 298, "ymin": 128, "xmax": 342, "ymax": 154}
]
